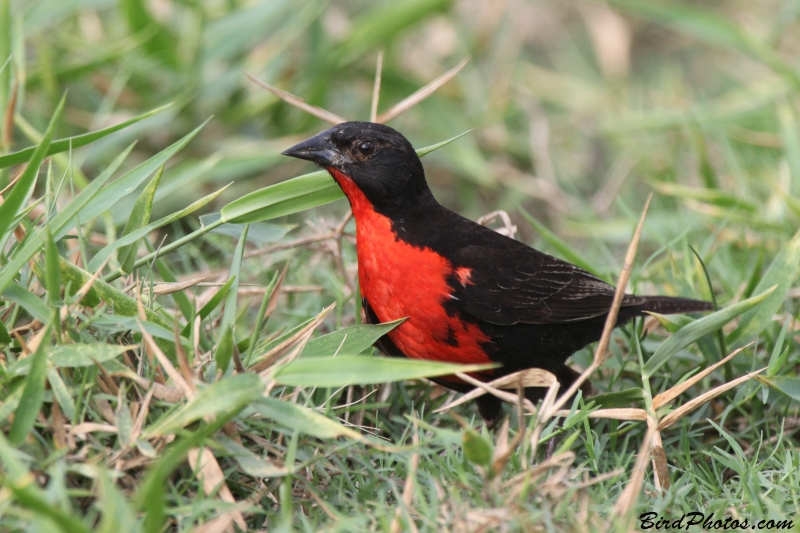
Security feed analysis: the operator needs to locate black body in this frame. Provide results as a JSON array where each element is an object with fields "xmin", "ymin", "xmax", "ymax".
[{"xmin": 283, "ymin": 122, "xmax": 713, "ymax": 424}]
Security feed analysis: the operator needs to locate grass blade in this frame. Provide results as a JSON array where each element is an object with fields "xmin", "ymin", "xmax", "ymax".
[
  {"xmin": 215, "ymin": 223, "xmax": 248, "ymax": 373},
  {"xmin": 301, "ymin": 319, "xmax": 404, "ymax": 357},
  {"xmin": 78, "ymin": 118, "xmax": 209, "ymax": 222},
  {"xmin": 49, "ymin": 258, "xmax": 176, "ymax": 355},
  {"xmin": 0, "ymin": 430, "xmax": 90, "ymax": 533},
  {"xmin": 8, "ymin": 344, "xmax": 130, "ymax": 376},
  {"xmin": 414, "ymin": 129, "xmax": 472, "ymax": 157},
  {"xmin": 643, "ymin": 286, "xmax": 776, "ymax": 378},
  {"xmin": 243, "ymin": 267, "xmax": 283, "ymax": 367},
  {"xmin": 214, "ymin": 324, "xmax": 234, "ymax": 375},
  {"xmin": 54, "ymin": 145, "xmax": 136, "ymax": 240},
  {"xmin": 221, "ymin": 223, "xmax": 248, "ymax": 332},
  {"xmin": 88, "ymin": 184, "xmax": 228, "ymax": 272},
  {"xmin": 144, "ymin": 373, "xmax": 264, "ymax": 437},
  {"xmin": 134, "ymin": 416, "xmax": 240, "ymax": 533},
  {"xmin": 757, "ymin": 375, "xmax": 800, "ymax": 402},
  {"xmin": 8, "ymin": 326, "xmax": 51, "ymax": 445},
  {"xmin": 0, "ymin": 143, "xmax": 135, "ymax": 295},
  {"xmin": 0, "ymin": 94, "xmax": 64, "ymax": 240},
  {"xmin": 118, "ymin": 165, "xmax": 162, "ymax": 273},
  {"xmin": 272, "ymin": 356, "xmax": 495, "ymax": 387},
  {"xmin": 44, "ymin": 226, "xmax": 61, "ymax": 307},
  {"xmin": 179, "ymin": 276, "xmax": 236, "ymax": 337},
  {"xmin": 0, "ymin": 317, "xmax": 10, "ymax": 344},
  {"xmin": 2, "ymin": 284, "xmax": 52, "ymax": 323},
  {"xmin": 253, "ymin": 397, "xmax": 363, "ymax": 440},
  {"xmin": 221, "ymin": 170, "xmax": 342, "ymax": 224},
  {"xmin": 0, "ymin": 104, "xmax": 170, "ymax": 169}
]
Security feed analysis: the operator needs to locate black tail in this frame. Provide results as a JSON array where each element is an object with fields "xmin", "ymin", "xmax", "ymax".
[{"xmin": 639, "ymin": 296, "xmax": 714, "ymax": 315}]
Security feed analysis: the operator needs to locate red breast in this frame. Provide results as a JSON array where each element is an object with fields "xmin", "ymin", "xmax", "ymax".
[{"xmin": 329, "ymin": 168, "xmax": 492, "ymax": 366}]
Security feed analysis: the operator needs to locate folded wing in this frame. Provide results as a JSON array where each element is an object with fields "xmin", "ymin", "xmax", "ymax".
[{"xmin": 453, "ymin": 244, "xmax": 645, "ymax": 326}]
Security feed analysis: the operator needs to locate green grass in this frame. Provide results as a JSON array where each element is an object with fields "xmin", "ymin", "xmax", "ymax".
[{"xmin": 1, "ymin": 0, "xmax": 800, "ymax": 531}]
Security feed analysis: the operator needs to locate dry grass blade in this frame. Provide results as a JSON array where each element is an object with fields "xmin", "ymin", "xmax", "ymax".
[
  {"xmin": 653, "ymin": 342, "xmax": 753, "ymax": 409},
  {"xmin": 450, "ymin": 372, "xmax": 539, "ymax": 413},
  {"xmin": 0, "ymin": 166, "xmax": 23, "ymax": 196},
  {"xmin": 658, "ymin": 367, "xmax": 766, "ymax": 430},
  {"xmin": 377, "ymin": 57, "xmax": 469, "ymax": 123},
  {"xmin": 390, "ymin": 419, "xmax": 420, "ymax": 533},
  {"xmin": 249, "ymin": 302, "xmax": 335, "ymax": 373},
  {"xmin": 93, "ymin": 358, "xmax": 120, "ymax": 396},
  {"xmin": 244, "ymin": 72, "xmax": 346, "ymax": 125},
  {"xmin": 611, "ymin": 423, "xmax": 655, "ymax": 519},
  {"xmin": 137, "ymin": 320, "xmax": 193, "ymax": 399},
  {"xmin": 553, "ymin": 407, "xmax": 647, "ymax": 421},
  {"xmin": 130, "ymin": 387, "xmax": 155, "ymax": 443},
  {"xmin": 593, "ymin": 193, "xmax": 652, "ymax": 366},
  {"xmin": 261, "ymin": 326, "xmax": 316, "ymax": 394},
  {"xmin": 651, "ymin": 444, "xmax": 670, "ymax": 490},
  {"xmin": 652, "ymin": 343, "xmax": 752, "ymax": 409},
  {"xmin": 25, "ymin": 319, "xmax": 48, "ymax": 354},
  {"xmin": 491, "ymin": 418, "xmax": 528, "ymax": 477},
  {"xmin": 71, "ymin": 256, "xmax": 112, "ymax": 304},
  {"xmin": 9, "ymin": 319, "xmax": 41, "ymax": 336},
  {"xmin": 151, "ymin": 275, "xmax": 209, "ymax": 295},
  {"xmin": 434, "ymin": 368, "xmax": 555, "ymax": 413},
  {"xmin": 546, "ymin": 194, "xmax": 652, "ymax": 416},
  {"xmin": 51, "ymin": 401, "xmax": 68, "ymax": 449},
  {"xmin": 493, "ymin": 418, "xmax": 510, "ymax": 463},
  {"xmin": 119, "ymin": 372, "xmax": 184, "ymax": 403},
  {"xmin": 477, "ymin": 210, "xmax": 517, "ymax": 238},
  {"xmin": 370, "ymin": 51, "xmax": 383, "ymax": 123},
  {"xmin": 71, "ymin": 422, "xmax": 118, "ymax": 435},
  {"xmin": 528, "ymin": 380, "xmax": 560, "ymax": 459},
  {"xmin": 188, "ymin": 447, "xmax": 247, "ymax": 531},
  {"xmin": 174, "ymin": 326, "xmax": 196, "ymax": 396},
  {"xmin": 573, "ymin": 468, "xmax": 626, "ymax": 490},
  {"xmin": 502, "ymin": 451, "xmax": 575, "ymax": 500},
  {"xmin": 245, "ymin": 232, "xmax": 337, "ymax": 259},
  {"xmin": 13, "ymin": 331, "xmax": 31, "ymax": 356}
]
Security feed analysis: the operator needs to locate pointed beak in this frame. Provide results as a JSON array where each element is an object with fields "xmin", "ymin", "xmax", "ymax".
[{"xmin": 281, "ymin": 130, "xmax": 346, "ymax": 168}]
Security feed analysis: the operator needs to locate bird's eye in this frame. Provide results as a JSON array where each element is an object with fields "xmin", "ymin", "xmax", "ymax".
[{"xmin": 357, "ymin": 141, "xmax": 375, "ymax": 156}]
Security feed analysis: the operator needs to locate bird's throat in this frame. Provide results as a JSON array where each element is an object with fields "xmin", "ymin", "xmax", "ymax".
[{"xmin": 327, "ymin": 168, "xmax": 374, "ymax": 220}]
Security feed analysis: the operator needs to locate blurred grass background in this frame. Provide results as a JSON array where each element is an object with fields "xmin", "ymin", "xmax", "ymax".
[
  {"xmin": 16, "ymin": 0, "xmax": 800, "ymax": 287},
  {"xmin": 2, "ymin": 0, "xmax": 800, "ymax": 531}
]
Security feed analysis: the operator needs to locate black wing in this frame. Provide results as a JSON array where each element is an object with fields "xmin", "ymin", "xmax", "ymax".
[{"xmin": 452, "ymin": 243, "xmax": 645, "ymax": 326}]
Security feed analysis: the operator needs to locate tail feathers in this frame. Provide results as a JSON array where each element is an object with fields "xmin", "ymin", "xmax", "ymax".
[{"xmin": 638, "ymin": 296, "xmax": 714, "ymax": 315}]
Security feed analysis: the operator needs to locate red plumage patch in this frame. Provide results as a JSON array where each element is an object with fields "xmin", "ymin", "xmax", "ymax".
[
  {"xmin": 455, "ymin": 267, "xmax": 472, "ymax": 286},
  {"xmin": 329, "ymin": 168, "xmax": 491, "ymax": 366}
]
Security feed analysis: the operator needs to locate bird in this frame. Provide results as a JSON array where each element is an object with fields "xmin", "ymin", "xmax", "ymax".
[{"xmin": 282, "ymin": 121, "xmax": 712, "ymax": 426}]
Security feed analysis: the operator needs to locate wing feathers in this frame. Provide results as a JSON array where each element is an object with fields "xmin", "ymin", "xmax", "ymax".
[{"xmin": 453, "ymin": 243, "xmax": 637, "ymax": 325}]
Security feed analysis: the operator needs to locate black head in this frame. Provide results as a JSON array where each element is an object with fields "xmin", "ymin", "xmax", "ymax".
[{"xmin": 281, "ymin": 121, "xmax": 436, "ymax": 212}]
